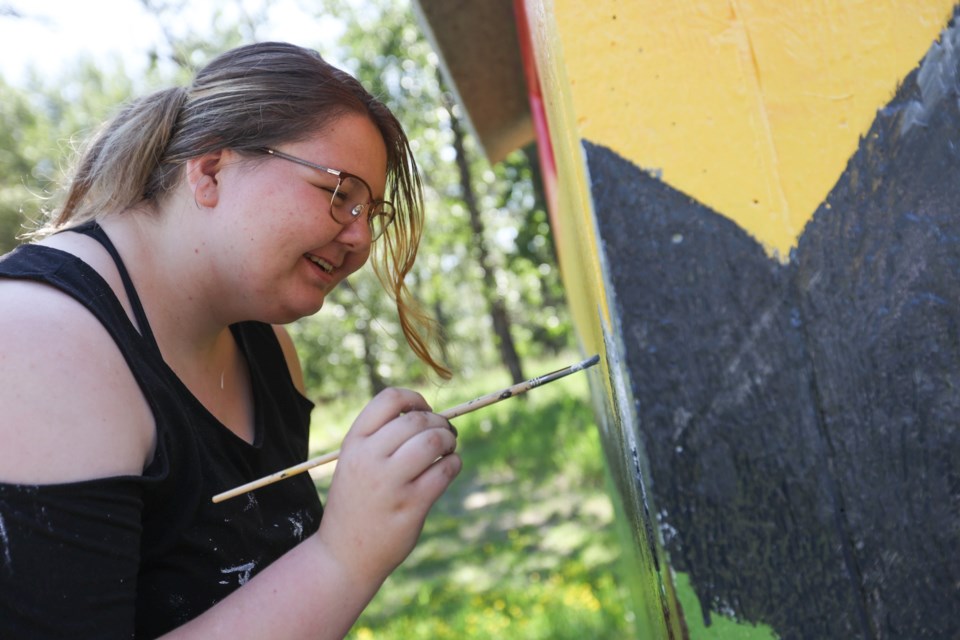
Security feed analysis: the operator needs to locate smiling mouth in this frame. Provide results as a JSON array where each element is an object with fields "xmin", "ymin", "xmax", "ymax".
[{"xmin": 306, "ymin": 254, "xmax": 334, "ymax": 274}]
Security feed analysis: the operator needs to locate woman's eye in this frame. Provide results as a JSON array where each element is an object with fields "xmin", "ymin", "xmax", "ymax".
[{"xmin": 318, "ymin": 185, "xmax": 338, "ymax": 198}]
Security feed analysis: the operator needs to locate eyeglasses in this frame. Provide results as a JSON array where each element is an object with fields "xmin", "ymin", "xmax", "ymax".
[{"xmin": 261, "ymin": 148, "xmax": 396, "ymax": 241}]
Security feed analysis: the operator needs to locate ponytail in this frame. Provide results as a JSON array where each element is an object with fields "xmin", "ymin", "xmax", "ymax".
[{"xmin": 48, "ymin": 86, "xmax": 187, "ymax": 230}]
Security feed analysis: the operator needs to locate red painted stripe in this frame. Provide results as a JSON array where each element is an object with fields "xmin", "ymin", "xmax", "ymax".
[{"xmin": 512, "ymin": 0, "xmax": 561, "ymax": 232}]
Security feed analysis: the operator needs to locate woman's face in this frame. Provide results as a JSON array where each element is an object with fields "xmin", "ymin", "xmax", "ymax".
[{"xmin": 210, "ymin": 113, "xmax": 388, "ymax": 323}]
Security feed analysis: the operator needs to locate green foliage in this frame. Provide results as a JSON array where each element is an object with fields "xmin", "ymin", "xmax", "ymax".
[
  {"xmin": 490, "ymin": 147, "xmax": 573, "ymax": 356},
  {"xmin": 286, "ymin": 0, "xmax": 574, "ymax": 391},
  {"xmin": 1, "ymin": 0, "xmax": 573, "ymax": 393},
  {"xmin": 309, "ymin": 355, "xmax": 636, "ymax": 639},
  {"xmin": 138, "ymin": 0, "xmax": 275, "ymax": 73},
  {"xmin": 288, "ymin": 269, "xmax": 432, "ymax": 402},
  {"xmin": 0, "ymin": 76, "xmax": 45, "ymax": 251},
  {"xmin": 0, "ymin": 52, "xmax": 178, "ymax": 251},
  {"xmin": 1, "ymin": 5, "xmax": 608, "ymax": 633}
]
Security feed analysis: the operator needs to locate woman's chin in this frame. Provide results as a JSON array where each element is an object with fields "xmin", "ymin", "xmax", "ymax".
[{"xmin": 269, "ymin": 296, "xmax": 326, "ymax": 324}]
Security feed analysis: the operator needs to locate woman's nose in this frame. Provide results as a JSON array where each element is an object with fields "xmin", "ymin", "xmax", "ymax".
[{"xmin": 335, "ymin": 212, "xmax": 372, "ymax": 248}]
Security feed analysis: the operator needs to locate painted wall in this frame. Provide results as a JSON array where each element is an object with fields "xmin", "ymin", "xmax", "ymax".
[{"xmin": 517, "ymin": 0, "xmax": 960, "ymax": 637}]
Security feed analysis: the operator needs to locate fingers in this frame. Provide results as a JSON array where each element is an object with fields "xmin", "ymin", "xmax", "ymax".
[
  {"xmin": 410, "ymin": 451, "xmax": 462, "ymax": 505},
  {"xmin": 316, "ymin": 447, "xmax": 462, "ymax": 584},
  {"xmin": 316, "ymin": 390, "xmax": 462, "ymax": 583},
  {"xmin": 346, "ymin": 387, "xmax": 457, "ymax": 465},
  {"xmin": 386, "ymin": 420, "xmax": 458, "ymax": 476},
  {"xmin": 348, "ymin": 387, "xmax": 431, "ymax": 438},
  {"xmin": 367, "ymin": 409, "xmax": 454, "ymax": 457},
  {"xmin": 340, "ymin": 385, "xmax": 461, "ymax": 487}
]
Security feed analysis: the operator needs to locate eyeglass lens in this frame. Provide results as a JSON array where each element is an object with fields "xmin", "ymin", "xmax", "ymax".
[{"xmin": 331, "ymin": 175, "xmax": 394, "ymax": 240}]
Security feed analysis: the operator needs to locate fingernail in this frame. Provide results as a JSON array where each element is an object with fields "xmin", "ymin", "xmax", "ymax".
[{"xmin": 447, "ymin": 421, "xmax": 458, "ymax": 437}]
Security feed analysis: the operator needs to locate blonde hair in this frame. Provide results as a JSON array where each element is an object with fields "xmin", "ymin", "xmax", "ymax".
[{"xmin": 40, "ymin": 41, "xmax": 450, "ymax": 378}]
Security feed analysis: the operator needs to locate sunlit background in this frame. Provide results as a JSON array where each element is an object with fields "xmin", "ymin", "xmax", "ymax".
[{"xmin": 0, "ymin": 1, "xmax": 634, "ymax": 637}]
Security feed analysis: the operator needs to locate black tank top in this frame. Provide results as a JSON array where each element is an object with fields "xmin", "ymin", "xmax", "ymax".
[{"xmin": 0, "ymin": 223, "xmax": 323, "ymax": 638}]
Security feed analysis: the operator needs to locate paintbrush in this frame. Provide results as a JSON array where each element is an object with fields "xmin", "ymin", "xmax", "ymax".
[{"xmin": 212, "ymin": 354, "xmax": 601, "ymax": 503}]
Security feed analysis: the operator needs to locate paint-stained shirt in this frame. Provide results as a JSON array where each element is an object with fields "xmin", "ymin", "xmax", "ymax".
[{"xmin": 0, "ymin": 227, "xmax": 323, "ymax": 638}]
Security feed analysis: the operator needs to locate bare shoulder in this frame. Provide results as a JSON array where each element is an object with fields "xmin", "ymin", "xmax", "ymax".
[{"xmin": 0, "ymin": 279, "xmax": 155, "ymax": 485}]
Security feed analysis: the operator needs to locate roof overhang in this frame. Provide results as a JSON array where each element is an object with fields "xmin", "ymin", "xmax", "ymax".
[{"xmin": 413, "ymin": 0, "xmax": 533, "ymax": 163}]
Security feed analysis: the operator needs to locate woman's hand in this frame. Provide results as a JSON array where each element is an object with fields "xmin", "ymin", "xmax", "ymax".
[
  {"xmin": 158, "ymin": 388, "xmax": 459, "ymax": 640},
  {"xmin": 315, "ymin": 387, "xmax": 461, "ymax": 585}
]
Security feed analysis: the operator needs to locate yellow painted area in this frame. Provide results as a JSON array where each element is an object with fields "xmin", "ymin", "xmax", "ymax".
[
  {"xmin": 522, "ymin": 0, "xmax": 611, "ymax": 364},
  {"xmin": 552, "ymin": 0, "xmax": 956, "ymax": 256}
]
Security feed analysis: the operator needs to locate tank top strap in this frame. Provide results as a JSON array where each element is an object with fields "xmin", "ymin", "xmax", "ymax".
[{"xmin": 71, "ymin": 220, "xmax": 161, "ymax": 353}]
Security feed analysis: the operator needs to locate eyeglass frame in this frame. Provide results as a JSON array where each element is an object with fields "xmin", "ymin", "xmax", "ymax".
[{"xmin": 259, "ymin": 147, "xmax": 396, "ymax": 241}]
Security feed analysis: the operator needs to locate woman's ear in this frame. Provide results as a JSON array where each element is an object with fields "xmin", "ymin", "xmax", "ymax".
[{"xmin": 185, "ymin": 151, "xmax": 226, "ymax": 208}]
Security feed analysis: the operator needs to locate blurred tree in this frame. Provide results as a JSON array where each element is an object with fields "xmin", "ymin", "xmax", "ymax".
[
  {"xmin": 0, "ymin": 77, "xmax": 44, "ymax": 252},
  {"xmin": 0, "ymin": 55, "xmax": 151, "ymax": 251},
  {"xmin": 495, "ymin": 144, "xmax": 572, "ymax": 355},
  {"xmin": 305, "ymin": 0, "xmax": 574, "ymax": 388},
  {"xmin": 440, "ymin": 70, "xmax": 525, "ymax": 384},
  {"xmin": 139, "ymin": 0, "xmax": 264, "ymax": 74},
  {"xmin": 0, "ymin": 0, "xmax": 573, "ymax": 402}
]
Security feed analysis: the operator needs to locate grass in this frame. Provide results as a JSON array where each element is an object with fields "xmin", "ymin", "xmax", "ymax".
[
  {"xmin": 307, "ymin": 353, "xmax": 637, "ymax": 639},
  {"xmin": 672, "ymin": 571, "xmax": 777, "ymax": 640},
  {"xmin": 306, "ymin": 356, "xmax": 783, "ymax": 639}
]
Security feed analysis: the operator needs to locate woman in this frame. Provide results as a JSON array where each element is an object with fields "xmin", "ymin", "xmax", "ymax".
[{"xmin": 0, "ymin": 41, "xmax": 461, "ymax": 638}]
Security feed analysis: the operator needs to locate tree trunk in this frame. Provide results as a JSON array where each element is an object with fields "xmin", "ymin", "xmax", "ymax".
[
  {"xmin": 441, "ymin": 76, "xmax": 525, "ymax": 384},
  {"xmin": 358, "ymin": 319, "xmax": 387, "ymax": 396},
  {"xmin": 521, "ymin": 143, "xmax": 567, "ymax": 312}
]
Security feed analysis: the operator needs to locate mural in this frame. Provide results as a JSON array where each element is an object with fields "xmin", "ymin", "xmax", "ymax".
[
  {"xmin": 519, "ymin": 1, "xmax": 960, "ymax": 638},
  {"xmin": 415, "ymin": 0, "xmax": 960, "ymax": 636}
]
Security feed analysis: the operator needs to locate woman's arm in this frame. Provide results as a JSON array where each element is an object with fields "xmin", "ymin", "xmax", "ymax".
[
  {"xmin": 0, "ymin": 281, "xmax": 156, "ymax": 485},
  {"xmin": 1, "ymin": 285, "xmax": 460, "ymax": 638},
  {"xmin": 0, "ymin": 282, "xmax": 156, "ymax": 635}
]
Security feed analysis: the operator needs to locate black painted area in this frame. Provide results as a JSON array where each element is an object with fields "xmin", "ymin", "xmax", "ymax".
[{"xmin": 587, "ymin": 10, "xmax": 960, "ymax": 640}]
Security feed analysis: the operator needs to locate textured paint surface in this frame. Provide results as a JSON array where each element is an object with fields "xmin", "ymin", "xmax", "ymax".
[
  {"xmin": 520, "ymin": 0, "xmax": 960, "ymax": 637},
  {"xmin": 519, "ymin": 1, "xmax": 687, "ymax": 637},
  {"xmin": 587, "ymin": 17, "xmax": 960, "ymax": 637},
  {"xmin": 555, "ymin": 0, "xmax": 956, "ymax": 256}
]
